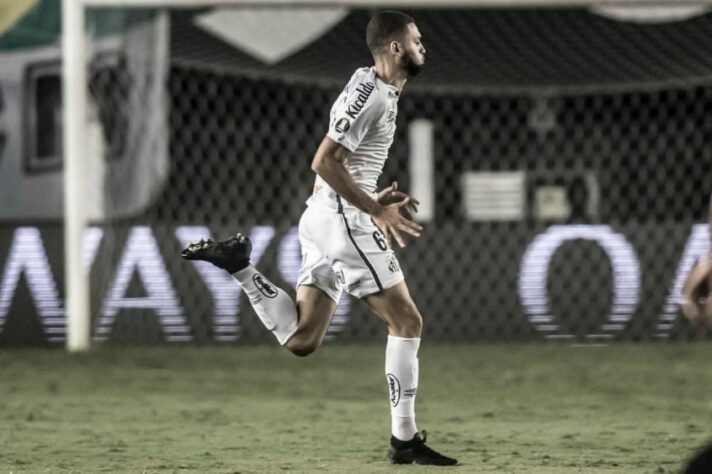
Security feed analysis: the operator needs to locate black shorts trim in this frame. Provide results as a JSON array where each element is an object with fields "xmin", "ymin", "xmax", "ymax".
[{"xmin": 336, "ymin": 195, "xmax": 384, "ymax": 292}]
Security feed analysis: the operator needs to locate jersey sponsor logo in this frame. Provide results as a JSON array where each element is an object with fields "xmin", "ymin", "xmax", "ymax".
[
  {"xmin": 387, "ymin": 373, "xmax": 401, "ymax": 407},
  {"xmin": 253, "ymin": 274, "xmax": 278, "ymax": 298},
  {"xmin": 335, "ymin": 118, "xmax": 350, "ymax": 133},
  {"xmin": 386, "ymin": 109, "xmax": 396, "ymax": 123},
  {"xmin": 344, "ymin": 82, "xmax": 375, "ymax": 119}
]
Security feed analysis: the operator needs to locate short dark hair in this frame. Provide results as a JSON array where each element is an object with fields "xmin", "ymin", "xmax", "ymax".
[{"xmin": 366, "ymin": 10, "xmax": 415, "ymax": 56}]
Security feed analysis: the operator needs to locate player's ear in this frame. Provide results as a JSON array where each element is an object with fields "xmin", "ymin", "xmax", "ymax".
[{"xmin": 389, "ymin": 40, "xmax": 401, "ymax": 55}]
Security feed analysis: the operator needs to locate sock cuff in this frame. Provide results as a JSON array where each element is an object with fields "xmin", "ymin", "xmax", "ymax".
[
  {"xmin": 387, "ymin": 335, "xmax": 421, "ymax": 342},
  {"xmin": 233, "ymin": 265, "xmax": 256, "ymax": 280}
]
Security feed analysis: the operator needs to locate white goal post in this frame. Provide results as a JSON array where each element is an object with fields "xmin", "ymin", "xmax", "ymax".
[{"xmin": 61, "ymin": 0, "xmax": 711, "ymax": 351}]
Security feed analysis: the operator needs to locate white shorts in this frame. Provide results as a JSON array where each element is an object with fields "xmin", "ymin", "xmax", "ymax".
[{"xmin": 297, "ymin": 202, "xmax": 405, "ymax": 302}]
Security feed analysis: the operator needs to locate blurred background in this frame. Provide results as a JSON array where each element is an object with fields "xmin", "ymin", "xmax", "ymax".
[{"xmin": 0, "ymin": 0, "xmax": 711, "ymax": 346}]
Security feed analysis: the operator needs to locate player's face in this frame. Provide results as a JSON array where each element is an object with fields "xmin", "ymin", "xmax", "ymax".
[{"xmin": 400, "ymin": 23, "xmax": 426, "ymax": 77}]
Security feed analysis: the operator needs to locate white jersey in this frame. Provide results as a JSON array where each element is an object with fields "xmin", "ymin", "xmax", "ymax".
[{"xmin": 307, "ymin": 66, "xmax": 400, "ymax": 212}]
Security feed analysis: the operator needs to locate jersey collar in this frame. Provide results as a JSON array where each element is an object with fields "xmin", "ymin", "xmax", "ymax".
[{"xmin": 370, "ymin": 67, "xmax": 401, "ymax": 98}]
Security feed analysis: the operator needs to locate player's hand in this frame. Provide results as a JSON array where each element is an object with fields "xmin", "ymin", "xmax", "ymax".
[
  {"xmin": 372, "ymin": 198, "xmax": 423, "ymax": 249},
  {"xmin": 376, "ymin": 181, "xmax": 420, "ymax": 220},
  {"xmin": 681, "ymin": 254, "xmax": 712, "ymax": 328}
]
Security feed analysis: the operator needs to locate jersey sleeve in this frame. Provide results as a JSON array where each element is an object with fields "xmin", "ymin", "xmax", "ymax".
[{"xmin": 326, "ymin": 81, "xmax": 382, "ymax": 152}]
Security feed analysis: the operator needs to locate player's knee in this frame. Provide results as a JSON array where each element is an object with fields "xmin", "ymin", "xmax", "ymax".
[
  {"xmin": 389, "ymin": 308, "xmax": 422, "ymax": 338},
  {"xmin": 289, "ymin": 342, "xmax": 318, "ymax": 357},
  {"xmin": 407, "ymin": 311, "xmax": 423, "ymax": 337},
  {"xmin": 285, "ymin": 336, "xmax": 320, "ymax": 357}
]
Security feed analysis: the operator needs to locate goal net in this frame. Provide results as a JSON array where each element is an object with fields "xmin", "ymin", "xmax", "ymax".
[{"xmin": 59, "ymin": 1, "xmax": 712, "ymax": 350}]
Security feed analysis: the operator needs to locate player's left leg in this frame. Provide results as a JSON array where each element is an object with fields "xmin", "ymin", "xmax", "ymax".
[
  {"xmin": 283, "ymin": 284, "xmax": 338, "ymax": 356},
  {"xmin": 182, "ymin": 234, "xmax": 299, "ymax": 344},
  {"xmin": 181, "ymin": 211, "xmax": 342, "ymax": 354},
  {"xmin": 182, "ymin": 233, "xmax": 338, "ymax": 354}
]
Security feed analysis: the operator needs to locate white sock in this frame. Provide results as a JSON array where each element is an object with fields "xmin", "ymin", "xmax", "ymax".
[
  {"xmin": 385, "ymin": 335, "xmax": 420, "ymax": 441},
  {"xmin": 232, "ymin": 265, "xmax": 298, "ymax": 345}
]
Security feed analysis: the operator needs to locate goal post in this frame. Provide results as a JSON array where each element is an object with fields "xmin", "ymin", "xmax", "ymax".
[
  {"xmin": 63, "ymin": 0, "xmax": 89, "ymax": 352},
  {"xmin": 62, "ymin": 0, "xmax": 712, "ymax": 351}
]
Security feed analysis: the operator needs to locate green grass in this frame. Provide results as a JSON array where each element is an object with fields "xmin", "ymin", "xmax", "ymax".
[{"xmin": 0, "ymin": 343, "xmax": 711, "ymax": 473}]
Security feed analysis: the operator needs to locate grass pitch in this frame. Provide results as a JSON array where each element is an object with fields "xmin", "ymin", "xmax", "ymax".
[{"xmin": 0, "ymin": 343, "xmax": 711, "ymax": 473}]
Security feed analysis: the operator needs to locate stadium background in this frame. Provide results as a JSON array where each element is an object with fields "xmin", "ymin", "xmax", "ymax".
[
  {"xmin": 3, "ymin": 3, "xmax": 712, "ymax": 473},
  {"xmin": 0, "ymin": 3, "xmax": 711, "ymax": 345}
]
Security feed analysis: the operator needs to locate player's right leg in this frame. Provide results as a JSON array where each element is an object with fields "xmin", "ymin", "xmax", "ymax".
[
  {"xmin": 327, "ymin": 211, "xmax": 456, "ymax": 466},
  {"xmin": 364, "ymin": 283, "xmax": 457, "ymax": 466}
]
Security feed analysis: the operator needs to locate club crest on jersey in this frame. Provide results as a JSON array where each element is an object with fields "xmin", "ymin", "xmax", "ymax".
[
  {"xmin": 253, "ymin": 274, "xmax": 278, "ymax": 298},
  {"xmin": 345, "ymin": 82, "xmax": 375, "ymax": 119},
  {"xmin": 335, "ymin": 118, "xmax": 350, "ymax": 133}
]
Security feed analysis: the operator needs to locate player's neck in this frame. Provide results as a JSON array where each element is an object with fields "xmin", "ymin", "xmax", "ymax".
[{"xmin": 373, "ymin": 62, "xmax": 407, "ymax": 91}]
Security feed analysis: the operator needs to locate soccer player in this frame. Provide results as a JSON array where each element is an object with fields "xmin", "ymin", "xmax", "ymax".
[
  {"xmin": 681, "ymin": 194, "xmax": 712, "ymax": 327},
  {"xmin": 182, "ymin": 10, "xmax": 457, "ymax": 466}
]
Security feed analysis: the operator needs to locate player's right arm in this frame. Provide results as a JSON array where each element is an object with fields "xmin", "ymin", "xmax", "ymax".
[{"xmin": 311, "ymin": 137, "xmax": 422, "ymax": 248}]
